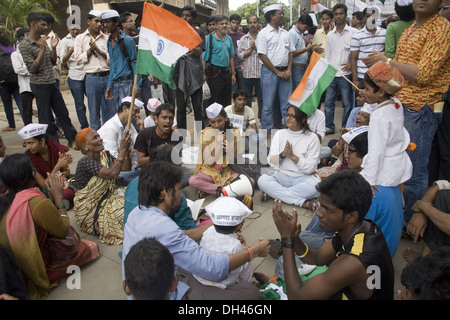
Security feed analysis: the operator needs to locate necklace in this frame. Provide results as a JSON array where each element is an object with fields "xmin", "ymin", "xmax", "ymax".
[{"xmin": 345, "ymin": 220, "xmax": 366, "ymax": 246}]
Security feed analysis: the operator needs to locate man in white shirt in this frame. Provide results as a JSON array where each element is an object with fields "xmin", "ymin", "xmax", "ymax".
[
  {"xmin": 323, "ymin": 4, "xmax": 357, "ymax": 134},
  {"xmin": 59, "ymin": 24, "xmax": 89, "ymax": 129},
  {"xmin": 98, "ymin": 96, "xmax": 142, "ymax": 185},
  {"xmin": 74, "ymin": 10, "xmax": 114, "ymax": 130},
  {"xmin": 256, "ymin": 4, "xmax": 295, "ymax": 131},
  {"xmin": 10, "ymin": 28, "xmax": 34, "ymax": 125}
]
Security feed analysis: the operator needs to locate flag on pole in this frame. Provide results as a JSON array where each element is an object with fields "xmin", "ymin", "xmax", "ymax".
[
  {"xmin": 135, "ymin": 2, "xmax": 202, "ymax": 89},
  {"xmin": 311, "ymin": 0, "xmax": 329, "ymax": 23},
  {"xmin": 288, "ymin": 52, "xmax": 337, "ymax": 116}
]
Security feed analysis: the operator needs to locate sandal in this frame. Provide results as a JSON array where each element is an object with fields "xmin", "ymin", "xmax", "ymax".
[
  {"xmin": 302, "ymin": 198, "xmax": 319, "ymax": 212},
  {"xmin": 261, "ymin": 192, "xmax": 271, "ymax": 202},
  {"xmin": 268, "ymin": 239, "xmax": 282, "ymax": 259}
]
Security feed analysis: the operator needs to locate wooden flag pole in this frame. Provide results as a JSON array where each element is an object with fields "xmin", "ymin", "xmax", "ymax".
[
  {"xmin": 126, "ymin": 73, "xmax": 139, "ymax": 132},
  {"xmin": 338, "ymin": 70, "xmax": 361, "ymax": 92}
]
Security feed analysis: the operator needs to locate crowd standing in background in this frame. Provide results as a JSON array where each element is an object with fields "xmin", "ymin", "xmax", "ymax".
[{"xmin": 0, "ymin": 0, "xmax": 449, "ymax": 301}]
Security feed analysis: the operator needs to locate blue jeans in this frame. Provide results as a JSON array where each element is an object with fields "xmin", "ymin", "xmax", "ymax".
[
  {"xmin": 260, "ymin": 65, "xmax": 292, "ymax": 130},
  {"xmin": 291, "ymin": 65, "xmax": 306, "ymax": 91},
  {"xmin": 67, "ymin": 77, "xmax": 89, "ymax": 129},
  {"xmin": 241, "ymin": 77, "xmax": 263, "ymax": 120},
  {"xmin": 324, "ymin": 76, "xmax": 353, "ymax": 130},
  {"xmin": 257, "ymin": 171, "xmax": 320, "ymax": 207},
  {"xmin": 112, "ymin": 77, "xmax": 133, "ymax": 114},
  {"xmin": 403, "ymin": 105, "xmax": 442, "ymax": 223},
  {"xmin": 0, "ymin": 84, "xmax": 23, "ymax": 128},
  {"xmin": 85, "ymin": 74, "xmax": 115, "ymax": 130}
]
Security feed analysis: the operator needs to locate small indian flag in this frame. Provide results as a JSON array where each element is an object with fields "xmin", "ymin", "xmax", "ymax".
[
  {"xmin": 288, "ymin": 52, "xmax": 337, "ymax": 116},
  {"xmin": 135, "ymin": 2, "xmax": 202, "ymax": 89}
]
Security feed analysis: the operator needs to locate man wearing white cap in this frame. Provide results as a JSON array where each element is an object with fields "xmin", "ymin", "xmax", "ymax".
[
  {"xmin": 102, "ymin": 10, "xmax": 141, "ymax": 115},
  {"xmin": 192, "ymin": 197, "xmax": 262, "ymax": 298},
  {"xmin": 143, "ymin": 98, "xmax": 178, "ymax": 129},
  {"xmin": 59, "ymin": 23, "xmax": 89, "ymax": 129},
  {"xmin": 256, "ymin": 4, "xmax": 295, "ymax": 131},
  {"xmin": 74, "ymin": 10, "xmax": 114, "ymax": 130},
  {"xmin": 97, "ymin": 96, "xmax": 142, "ymax": 185}
]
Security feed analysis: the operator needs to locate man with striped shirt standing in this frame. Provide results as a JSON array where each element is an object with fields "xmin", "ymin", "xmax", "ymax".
[
  {"xmin": 237, "ymin": 14, "xmax": 263, "ymax": 120},
  {"xmin": 350, "ymin": 7, "xmax": 386, "ymax": 90}
]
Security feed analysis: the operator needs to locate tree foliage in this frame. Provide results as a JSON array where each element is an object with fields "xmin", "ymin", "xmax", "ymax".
[
  {"xmin": 229, "ymin": 0, "xmax": 294, "ymax": 27},
  {"xmin": 0, "ymin": 0, "xmax": 57, "ymax": 41}
]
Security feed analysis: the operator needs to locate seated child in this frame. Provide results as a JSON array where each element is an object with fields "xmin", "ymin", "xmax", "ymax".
[{"xmin": 193, "ymin": 197, "xmax": 254, "ymax": 289}]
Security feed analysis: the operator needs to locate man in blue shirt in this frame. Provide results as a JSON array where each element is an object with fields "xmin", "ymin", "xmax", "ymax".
[
  {"xmin": 289, "ymin": 14, "xmax": 314, "ymax": 90},
  {"xmin": 202, "ymin": 15, "xmax": 236, "ymax": 109},
  {"xmin": 122, "ymin": 161, "xmax": 269, "ymax": 300},
  {"xmin": 102, "ymin": 10, "xmax": 141, "ymax": 114}
]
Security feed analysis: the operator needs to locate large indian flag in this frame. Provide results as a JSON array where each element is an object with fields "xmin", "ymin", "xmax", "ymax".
[
  {"xmin": 288, "ymin": 52, "xmax": 337, "ymax": 116},
  {"xmin": 135, "ymin": 2, "xmax": 202, "ymax": 89}
]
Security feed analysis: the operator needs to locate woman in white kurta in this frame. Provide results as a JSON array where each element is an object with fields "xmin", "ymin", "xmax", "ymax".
[
  {"xmin": 359, "ymin": 61, "xmax": 412, "ymax": 188},
  {"xmin": 258, "ymin": 105, "xmax": 321, "ymax": 207}
]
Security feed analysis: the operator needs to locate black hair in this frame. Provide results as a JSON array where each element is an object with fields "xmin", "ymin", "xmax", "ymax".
[
  {"xmin": 247, "ymin": 14, "xmax": 259, "ymax": 22},
  {"xmin": 206, "ymin": 16, "xmax": 216, "ymax": 25},
  {"xmin": 124, "ymin": 237, "xmax": 174, "ymax": 300},
  {"xmin": 316, "ymin": 169, "xmax": 372, "ymax": 220},
  {"xmin": 119, "ymin": 12, "xmax": 132, "ymax": 24},
  {"xmin": 155, "ymin": 103, "xmax": 175, "ymax": 118},
  {"xmin": 214, "ymin": 225, "xmax": 239, "ymax": 234},
  {"xmin": 333, "ymin": 3, "xmax": 348, "ymax": 14},
  {"xmin": 363, "ymin": 72, "xmax": 392, "ymax": 98},
  {"xmin": 0, "ymin": 154, "xmax": 37, "ymax": 220},
  {"xmin": 321, "ymin": 9, "xmax": 334, "ymax": 19},
  {"xmin": 15, "ymin": 28, "xmax": 29, "ymax": 40},
  {"xmin": 298, "ymin": 13, "xmax": 313, "ymax": 27},
  {"xmin": 118, "ymin": 101, "xmax": 131, "ymax": 113},
  {"xmin": 138, "ymin": 161, "xmax": 183, "ymax": 207},
  {"xmin": 264, "ymin": 10, "xmax": 279, "ymax": 24},
  {"xmin": 206, "ymin": 107, "xmax": 234, "ymax": 130},
  {"xmin": 287, "ymin": 105, "xmax": 311, "ymax": 133},
  {"xmin": 229, "ymin": 13, "xmax": 242, "ymax": 23},
  {"xmin": 26, "ymin": 12, "xmax": 46, "ymax": 27},
  {"xmin": 41, "ymin": 13, "xmax": 55, "ymax": 26},
  {"xmin": 0, "ymin": 34, "xmax": 11, "ymax": 47},
  {"xmin": 232, "ymin": 90, "xmax": 248, "ymax": 100},
  {"xmin": 400, "ymin": 246, "xmax": 450, "ymax": 300},
  {"xmin": 181, "ymin": 6, "xmax": 197, "ymax": 19},
  {"xmin": 394, "ymin": 3, "xmax": 415, "ymax": 21},
  {"xmin": 350, "ymin": 131, "xmax": 368, "ymax": 159},
  {"xmin": 215, "ymin": 15, "xmax": 228, "ymax": 24},
  {"xmin": 352, "ymin": 11, "xmax": 364, "ymax": 21}
]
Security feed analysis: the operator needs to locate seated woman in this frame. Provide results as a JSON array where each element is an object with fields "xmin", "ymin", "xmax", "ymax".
[
  {"xmin": 189, "ymin": 103, "xmax": 243, "ymax": 198},
  {"xmin": 0, "ymin": 154, "xmax": 99, "ymax": 300},
  {"xmin": 18, "ymin": 124, "xmax": 75, "ymax": 209},
  {"xmin": 258, "ymin": 105, "xmax": 321, "ymax": 208},
  {"xmin": 317, "ymin": 103, "xmax": 373, "ymax": 180},
  {"xmin": 71, "ymin": 128, "xmax": 131, "ymax": 245}
]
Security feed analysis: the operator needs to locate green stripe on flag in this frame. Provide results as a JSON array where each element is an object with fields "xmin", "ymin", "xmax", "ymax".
[
  {"xmin": 299, "ymin": 64, "xmax": 337, "ymax": 116},
  {"xmin": 136, "ymin": 49, "xmax": 176, "ymax": 89}
]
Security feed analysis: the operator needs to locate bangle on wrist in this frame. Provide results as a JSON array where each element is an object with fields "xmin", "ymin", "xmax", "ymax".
[
  {"xmin": 243, "ymin": 245, "xmax": 254, "ymax": 260},
  {"xmin": 56, "ymin": 204, "xmax": 66, "ymax": 210},
  {"xmin": 295, "ymin": 244, "xmax": 309, "ymax": 258},
  {"xmin": 281, "ymin": 237, "xmax": 295, "ymax": 249}
]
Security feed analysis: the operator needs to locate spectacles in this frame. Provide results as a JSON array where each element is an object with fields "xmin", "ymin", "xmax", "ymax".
[{"xmin": 285, "ymin": 114, "xmax": 296, "ymax": 119}]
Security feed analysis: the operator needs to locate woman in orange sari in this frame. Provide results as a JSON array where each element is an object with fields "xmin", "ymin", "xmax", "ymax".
[{"xmin": 0, "ymin": 154, "xmax": 99, "ymax": 300}]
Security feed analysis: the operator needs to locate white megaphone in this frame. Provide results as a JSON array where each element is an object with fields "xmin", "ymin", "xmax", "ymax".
[{"xmin": 216, "ymin": 174, "xmax": 255, "ymax": 198}]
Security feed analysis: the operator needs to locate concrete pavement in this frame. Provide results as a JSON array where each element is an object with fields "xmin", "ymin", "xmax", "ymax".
[{"xmin": 0, "ymin": 88, "xmax": 422, "ymax": 300}]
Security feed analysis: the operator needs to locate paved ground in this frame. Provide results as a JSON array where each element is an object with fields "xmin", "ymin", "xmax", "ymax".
[{"xmin": 0, "ymin": 88, "xmax": 422, "ymax": 300}]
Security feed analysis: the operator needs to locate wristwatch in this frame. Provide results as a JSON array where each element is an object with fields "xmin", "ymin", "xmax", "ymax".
[
  {"xmin": 386, "ymin": 58, "xmax": 392, "ymax": 64},
  {"xmin": 279, "ymin": 152, "xmax": 287, "ymax": 159}
]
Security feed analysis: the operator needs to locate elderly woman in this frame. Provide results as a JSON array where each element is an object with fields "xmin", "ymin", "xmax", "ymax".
[
  {"xmin": 0, "ymin": 154, "xmax": 99, "ymax": 300},
  {"xmin": 72, "ymin": 128, "xmax": 131, "ymax": 245},
  {"xmin": 258, "ymin": 105, "xmax": 321, "ymax": 208},
  {"xmin": 18, "ymin": 124, "xmax": 74, "ymax": 209},
  {"xmin": 189, "ymin": 103, "xmax": 243, "ymax": 198}
]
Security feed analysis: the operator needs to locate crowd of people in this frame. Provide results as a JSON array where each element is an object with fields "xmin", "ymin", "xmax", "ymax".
[{"xmin": 0, "ymin": 0, "xmax": 449, "ymax": 301}]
